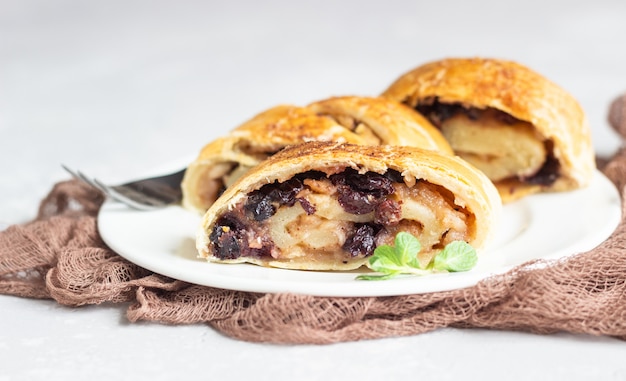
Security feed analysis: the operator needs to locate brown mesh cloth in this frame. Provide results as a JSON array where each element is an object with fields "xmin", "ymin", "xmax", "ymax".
[{"xmin": 2, "ymin": 96, "xmax": 626, "ymax": 344}]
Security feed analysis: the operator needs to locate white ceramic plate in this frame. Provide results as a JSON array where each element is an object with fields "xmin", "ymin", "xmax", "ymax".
[{"xmin": 98, "ymin": 170, "xmax": 621, "ymax": 297}]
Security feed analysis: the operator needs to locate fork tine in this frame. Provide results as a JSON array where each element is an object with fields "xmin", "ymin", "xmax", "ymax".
[
  {"xmin": 61, "ymin": 164, "xmax": 77, "ymax": 177},
  {"xmin": 77, "ymin": 171, "xmax": 108, "ymax": 194},
  {"xmin": 63, "ymin": 165, "xmax": 144, "ymax": 208},
  {"xmin": 93, "ymin": 178, "xmax": 166, "ymax": 211},
  {"xmin": 61, "ymin": 165, "xmax": 107, "ymax": 194},
  {"xmin": 61, "ymin": 164, "xmax": 85, "ymax": 184},
  {"xmin": 61, "ymin": 164, "xmax": 182, "ymax": 211}
]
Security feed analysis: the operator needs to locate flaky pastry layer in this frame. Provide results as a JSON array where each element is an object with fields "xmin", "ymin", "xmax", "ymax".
[{"xmin": 381, "ymin": 57, "xmax": 595, "ymax": 202}]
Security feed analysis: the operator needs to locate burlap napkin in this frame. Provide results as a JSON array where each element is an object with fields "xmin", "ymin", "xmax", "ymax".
[{"xmin": 2, "ymin": 96, "xmax": 626, "ymax": 345}]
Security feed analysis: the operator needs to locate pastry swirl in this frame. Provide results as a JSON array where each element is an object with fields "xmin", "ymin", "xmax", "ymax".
[
  {"xmin": 196, "ymin": 141, "xmax": 501, "ymax": 271},
  {"xmin": 381, "ymin": 57, "xmax": 595, "ymax": 202}
]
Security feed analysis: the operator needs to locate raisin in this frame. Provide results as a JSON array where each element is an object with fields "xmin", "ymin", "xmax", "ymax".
[
  {"xmin": 417, "ymin": 98, "xmax": 523, "ymax": 127},
  {"xmin": 384, "ymin": 169, "xmax": 404, "ymax": 183},
  {"xmin": 210, "ymin": 214, "xmax": 247, "ymax": 260},
  {"xmin": 525, "ymin": 146, "xmax": 560, "ymax": 186},
  {"xmin": 374, "ymin": 199, "xmax": 402, "ymax": 225},
  {"xmin": 331, "ymin": 169, "xmax": 394, "ymax": 215},
  {"xmin": 299, "ymin": 170, "xmax": 326, "ymax": 181},
  {"xmin": 416, "ymin": 99, "xmax": 464, "ymax": 127},
  {"xmin": 271, "ymin": 178, "xmax": 303, "ymax": 206},
  {"xmin": 212, "ymin": 212, "xmax": 246, "ymax": 232},
  {"xmin": 336, "ymin": 186, "xmax": 378, "ymax": 214},
  {"xmin": 297, "ymin": 197, "xmax": 316, "ymax": 215},
  {"xmin": 244, "ymin": 191, "xmax": 275, "ymax": 221},
  {"xmin": 244, "ymin": 177, "xmax": 306, "ymax": 221},
  {"xmin": 339, "ymin": 169, "xmax": 394, "ymax": 196},
  {"xmin": 214, "ymin": 229, "xmax": 242, "ymax": 260},
  {"xmin": 343, "ymin": 223, "xmax": 379, "ymax": 257},
  {"xmin": 493, "ymin": 109, "xmax": 521, "ymax": 125}
]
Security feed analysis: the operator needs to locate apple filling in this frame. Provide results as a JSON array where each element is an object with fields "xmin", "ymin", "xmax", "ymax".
[
  {"xmin": 416, "ymin": 98, "xmax": 559, "ymax": 186},
  {"xmin": 207, "ymin": 168, "xmax": 472, "ymax": 268}
]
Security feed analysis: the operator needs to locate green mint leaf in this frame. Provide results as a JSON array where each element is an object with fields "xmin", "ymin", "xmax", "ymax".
[
  {"xmin": 368, "ymin": 245, "xmax": 403, "ymax": 273},
  {"xmin": 394, "ymin": 232, "xmax": 422, "ymax": 269},
  {"xmin": 356, "ymin": 233, "xmax": 478, "ymax": 281},
  {"xmin": 357, "ymin": 232, "xmax": 424, "ymax": 281},
  {"xmin": 433, "ymin": 241, "xmax": 478, "ymax": 272}
]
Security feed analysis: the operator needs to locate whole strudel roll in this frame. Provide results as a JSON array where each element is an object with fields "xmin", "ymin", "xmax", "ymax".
[
  {"xmin": 181, "ymin": 96, "xmax": 452, "ymax": 213},
  {"xmin": 196, "ymin": 141, "xmax": 501, "ymax": 271},
  {"xmin": 381, "ymin": 57, "xmax": 595, "ymax": 202}
]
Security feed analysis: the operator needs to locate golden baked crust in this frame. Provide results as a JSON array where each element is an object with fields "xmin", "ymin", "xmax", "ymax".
[
  {"xmin": 381, "ymin": 57, "xmax": 595, "ymax": 202},
  {"xmin": 227, "ymin": 105, "xmax": 364, "ymax": 151},
  {"xmin": 182, "ymin": 97, "xmax": 452, "ymax": 213},
  {"xmin": 307, "ymin": 96, "xmax": 453, "ymax": 154},
  {"xmin": 197, "ymin": 141, "xmax": 501, "ymax": 271},
  {"xmin": 181, "ymin": 105, "xmax": 363, "ymax": 213}
]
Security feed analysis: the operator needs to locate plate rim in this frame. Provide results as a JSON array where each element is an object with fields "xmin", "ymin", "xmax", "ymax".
[{"xmin": 98, "ymin": 169, "xmax": 621, "ymax": 297}]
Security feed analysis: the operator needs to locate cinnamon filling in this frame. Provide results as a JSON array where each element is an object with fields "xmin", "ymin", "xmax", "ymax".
[{"xmin": 208, "ymin": 168, "xmax": 471, "ymax": 267}]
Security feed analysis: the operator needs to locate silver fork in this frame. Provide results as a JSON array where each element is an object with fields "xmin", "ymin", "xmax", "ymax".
[{"xmin": 62, "ymin": 165, "xmax": 186, "ymax": 211}]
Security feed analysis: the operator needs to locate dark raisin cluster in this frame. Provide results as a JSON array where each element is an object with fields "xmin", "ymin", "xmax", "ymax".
[
  {"xmin": 342, "ymin": 223, "xmax": 381, "ymax": 258},
  {"xmin": 209, "ymin": 214, "xmax": 246, "ymax": 260},
  {"xmin": 210, "ymin": 169, "xmax": 404, "ymax": 261},
  {"xmin": 330, "ymin": 168, "xmax": 402, "ymax": 226},
  {"xmin": 416, "ymin": 97, "xmax": 521, "ymax": 127},
  {"xmin": 330, "ymin": 169, "xmax": 394, "ymax": 215},
  {"xmin": 244, "ymin": 172, "xmax": 323, "ymax": 221},
  {"xmin": 210, "ymin": 212, "xmax": 273, "ymax": 260},
  {"xmin": 328, "ymin": 169, "xmax": 403, "ymax": 257}
]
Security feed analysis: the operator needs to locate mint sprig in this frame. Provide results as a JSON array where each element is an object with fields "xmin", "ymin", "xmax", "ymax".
[
  {"xmin": 355, "ymin": 232, "xmax": 477, "ymax": 281},
  {"xmin": 432, "ymin": 240, "xmax": 478, "ymax": 272}
]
